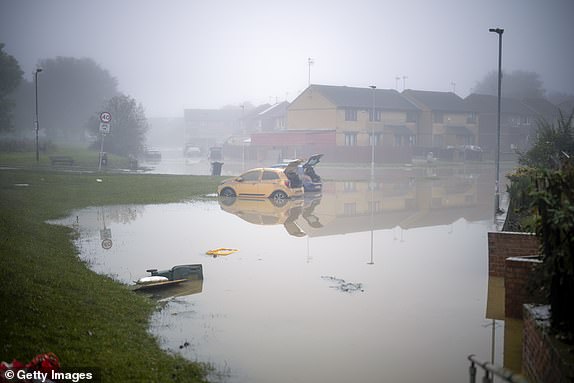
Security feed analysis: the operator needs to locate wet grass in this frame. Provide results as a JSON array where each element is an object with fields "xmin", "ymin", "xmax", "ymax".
[
  {"xmin": 0, "ymin": 146, "xmax": 132, "ymax": 169},
  {"xmin": 0, "ymin": 167, "xmax": 223, "ymax": 382}
]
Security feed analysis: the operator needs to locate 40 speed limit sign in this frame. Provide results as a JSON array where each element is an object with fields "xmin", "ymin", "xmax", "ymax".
[{"xmin": 100, "ymin": 112, "xmax": 112, "ymax": 123}]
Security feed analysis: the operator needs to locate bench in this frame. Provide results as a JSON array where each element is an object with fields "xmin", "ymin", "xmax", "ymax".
[{"xmin": 50, "ymin": 156, "xmax": 75, "ymax": 166}]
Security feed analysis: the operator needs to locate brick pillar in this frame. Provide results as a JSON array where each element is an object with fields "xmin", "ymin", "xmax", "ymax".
[
  {"xmin": 504, "ymin": 256, "xmax": 542, "ymax": 319},
  {"xmin": 488, "ymin": 231, "xmax": 539, "ymax": 277}
]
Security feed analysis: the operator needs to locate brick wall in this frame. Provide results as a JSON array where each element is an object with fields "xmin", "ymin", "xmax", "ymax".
[
  {"xmin": 487, "ymin": 231, "xmax": 539, "ymax": 277},
  {"xmin": 504, "ymin": 256, "xmax": 542, "ymax": 319},
  {"xmin": 523, "ymin": 304, "xmax": 574, "ymax": 383}
]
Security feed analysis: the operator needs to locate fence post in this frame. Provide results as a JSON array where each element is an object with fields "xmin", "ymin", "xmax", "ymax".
[{"xmin": 469, "ymin": 359, "xmax": 476, "ymax": 383}]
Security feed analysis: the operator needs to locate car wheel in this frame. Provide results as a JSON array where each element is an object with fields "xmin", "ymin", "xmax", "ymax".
[
  {"xmin": 220, "ymin": 187, "xmax": 236, "ymax": 198},
  {"xmin": 271, "ymin": 191, "xmax": 288, "ymax": 206}
]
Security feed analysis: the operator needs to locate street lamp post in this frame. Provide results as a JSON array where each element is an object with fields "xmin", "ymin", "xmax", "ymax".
[
  {"xmin": 369, "ymin": 85, "xmax": 376, "ymax": 179},
  {"xmin": 34, "ymin": 68, "xmax": 43, "ymax": 163},
  {"xmin": 489, "ymin": 27, "xmax": 504, "ymax": 214}
]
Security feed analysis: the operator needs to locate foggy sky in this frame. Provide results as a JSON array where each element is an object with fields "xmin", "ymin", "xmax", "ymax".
[{"xmin": 1, "ymin": 0, "xmax": 573, "ymax": 117}]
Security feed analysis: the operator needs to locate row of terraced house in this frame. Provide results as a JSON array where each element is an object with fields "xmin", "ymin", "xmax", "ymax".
[{"xmin": 183, "ymin": 84, "xmax": 568, "ymax": 164}]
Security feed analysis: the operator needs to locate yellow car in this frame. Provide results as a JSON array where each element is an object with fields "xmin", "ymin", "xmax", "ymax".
[{"xmin": 217, "ymin": 165, "xmax": 304, "ymax": 203}]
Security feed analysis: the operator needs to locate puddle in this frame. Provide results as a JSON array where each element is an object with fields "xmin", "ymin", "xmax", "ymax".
[{"xmin": 50, "ymin": 172, "xmax": 508, "ymax": 383}]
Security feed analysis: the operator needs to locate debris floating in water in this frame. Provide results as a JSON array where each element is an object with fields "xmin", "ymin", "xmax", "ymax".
[
  {"xmin": 321, "ymin": 276, "xmax": 364, "ymax": 293},
  {"xmin": 206, "ymin": 248, "xmax": 239, "ymax": 257}
]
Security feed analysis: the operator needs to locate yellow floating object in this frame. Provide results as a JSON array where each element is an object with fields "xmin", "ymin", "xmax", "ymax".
[{"xmin": 206, "ymin": 248, "xmax": 239, "ymax": 256}]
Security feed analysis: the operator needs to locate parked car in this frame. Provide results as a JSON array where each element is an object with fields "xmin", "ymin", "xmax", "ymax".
[
  {"xmin": 183, "ymin": 144, "xmax": 201, "ymax": 157},
  {"xmin": 271, "ymin": 154, "xmax": 323, "ymax": 193},
  {"xmin": 143, "ymin": 149, "xmax": 162, "ymax": 162},
  {"xmin": 217, "ymin": 164, "xmax": 304, "ymax": 203}
]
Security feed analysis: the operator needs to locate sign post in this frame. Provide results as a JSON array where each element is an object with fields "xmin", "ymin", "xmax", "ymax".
[{"xmin": 98, "ymin": 112, "xmax": 111, "ymax": 171}]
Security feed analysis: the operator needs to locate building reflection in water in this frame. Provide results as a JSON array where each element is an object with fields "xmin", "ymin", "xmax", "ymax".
[
  {"xmin": 298, "ymin": 170, "xmax": 486, "ymax": 238},
  {"xmin": 217, "ymin": 168, "xmax": 491, "ymax": 239},
  {"xmin": 217, "ymin": 168, "xmax": 493, "ymax": 267}
]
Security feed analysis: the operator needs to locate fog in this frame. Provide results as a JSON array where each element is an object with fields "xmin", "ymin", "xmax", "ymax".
[{"xmin": 1, "ymin": 0, "xmax": 573, "ymax": 117}]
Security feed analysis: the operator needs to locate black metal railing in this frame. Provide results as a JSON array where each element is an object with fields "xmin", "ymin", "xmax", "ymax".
[{"xmin": 468, "ymin": 354, "xmax": 529, "ymax": 383}]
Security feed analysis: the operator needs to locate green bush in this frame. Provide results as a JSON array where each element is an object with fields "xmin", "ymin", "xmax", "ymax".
[
  {"xmin": 527, "ymin": 164, "xmax": 574, "ymax": 341},
  {"xmin": 507, "ymin": 109, "xmax": 574, "ymax": 341}
]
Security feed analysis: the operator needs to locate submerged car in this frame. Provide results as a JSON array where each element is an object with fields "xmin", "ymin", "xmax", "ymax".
[
  {"xmin": 217, "ymin": 164, "xmax": 304, "ymax": 203},
  {"xmin": 271, "ymin": 154, "xmax": 323, "ymax": 193}
]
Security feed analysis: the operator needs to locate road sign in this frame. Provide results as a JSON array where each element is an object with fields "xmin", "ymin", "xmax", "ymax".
[
  {"xmin": 99, "ymin": 122, "xmax": 111, "ymax": 134},
  {"xmin": 100, "ymin": 112, "xmax": 112, "ymax": 123}
]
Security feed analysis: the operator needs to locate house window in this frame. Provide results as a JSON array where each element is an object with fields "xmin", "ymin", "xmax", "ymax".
[
  {"xmin": 345, "ymin": 109, "xmax": 358, "ymax": 121},
  {"xmin": 344, "ymin": 133, "xmax": 357, "ymax": 146},
  {"xmin": 467, "ymin": 112, "xmax": 477, "ymax": 124},
  {"xmin": 433, "ymin": 134, "xmax": 444, "ymax": 147},
  {"xmin": 406, "ymin": 111, "xmax": 418, "ymax": 123},
  {"xmin": 393, "ymin": 134, "xmax": 415, "ymax": 147},
  {"xmin": 433, "ymin": 112, "xmax": 444, "ymax": 123},
  {"xmin": 368, "ymin": 181, "xmax": 380, "ymax": 191},
  {"xmin": 462, "ymin": 135, "xmax": 474, "ymax": 146},
  {"xmin": 368, "ymin": 201, "xmax": 382, "ymax": 213},
  {"xmin": 369, "ymin": 133, "xmax": 381, "ymax": 146},
  {"xmin": 343, "ymin": 181, "xmax": 356, "ymax": 192},
  {"xmin": 369, "ymin": 109, "xmax": 381, "ymax": 122},
  {"xmin": 343, "ymin": 203, "xmax": 357, "ymax": 216}
]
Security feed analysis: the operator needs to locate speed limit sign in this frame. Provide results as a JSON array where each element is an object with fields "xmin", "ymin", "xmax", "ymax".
[
  {"xmin": 100, "ymin": 112, "xmax": 112, "ymax": 123},
  {"xmin": 101, "ymin": 239, "xmax": 113, "ymax": 250}
]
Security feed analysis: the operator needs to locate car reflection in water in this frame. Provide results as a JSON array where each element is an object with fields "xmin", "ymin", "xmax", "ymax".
[{"xmin": 218, "ymin": 195, "xmax": 323, "ymax": 237}]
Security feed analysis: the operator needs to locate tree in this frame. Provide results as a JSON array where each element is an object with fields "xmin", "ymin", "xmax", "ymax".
[
  {"xmin": 87, "ymin": 95, "xmax": 149, "ymax": 157},
  {"xmin": 35, "ymin": 57, "xmax": 119, "ymax": 144},
  {"xmin": 0, "ymin": 43, "xmax": 24, "ymax": 132},
  {"xmin": 473, "ymin": 70, "xmax": 546, "ymax": 99},
  {"xmin": 507, "ymin": 162, "xmax": 574, "ymax": 340},
  {"xmin": 529, "ymin": 163, "xmax": 574, "ymax": 340},
  {"xmin": 519, "ymin": 111, "xmax": 574, "ymax": 169},
  {"xmin": 506, "ymin": 113, "xmax": 574, "ymax": 340}
]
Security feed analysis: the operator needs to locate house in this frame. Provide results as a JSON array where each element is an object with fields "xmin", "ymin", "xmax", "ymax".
[
  {"xmin": 464, "ymin": 93, "xmax": 538, "ymax": 154},
  {"xmin": 521, "ymin": 98, "xmax": 560, "ymax": 122},
  {"xmin": 257, "ymin": 101, "xmax": 290, "ymax": 132},
  {"xmin": 285, "ymin": 84, "xmax": 420, "ymax": 163},
  {"xmin": 183, "ymin": 108, "xmax": 243, "ymax": 153},
  {"xmin": 464, "ymin": 94, "xmax": 562, "ymax": 157},
  {"xmin": 402, "ymin": 90, "xmax": 479, "ymax": 155},
  {"xmin": 237, "ymin": 104, "xmax": 272, "ymax": 134}
]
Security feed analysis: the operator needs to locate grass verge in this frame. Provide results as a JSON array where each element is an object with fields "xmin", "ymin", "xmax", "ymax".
[{"xmin": 0, "ymin": 168, "xmax": 223, "ymax": 382}]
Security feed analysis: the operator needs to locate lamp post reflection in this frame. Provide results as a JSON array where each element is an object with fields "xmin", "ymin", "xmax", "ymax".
[
  {"xmin": 368, "ymin": 179, "xmax": 375, "ymax": 265},
  {"xmin": 34, "ymin": 68, "xmax": 43, "ymax": 163},
  {"xmin": 368, "ymin": 85, "xmax": 376, "ymax": 265}
]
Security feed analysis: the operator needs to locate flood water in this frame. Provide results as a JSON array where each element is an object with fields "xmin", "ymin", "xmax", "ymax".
[{"xmin": 51, "ymin": 163, "xmax": 513, "ymax": 383}]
